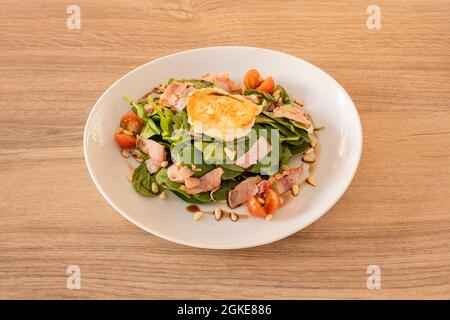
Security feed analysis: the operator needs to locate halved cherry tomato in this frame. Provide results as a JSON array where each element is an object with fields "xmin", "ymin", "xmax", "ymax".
[
  {"xmin": 114, "ymin": 133, "xmax": 137, "ymax": 149},
  {"xmin": 264, "ymin": 188, "xmax": 280, "ymax": 215},
  {"xmin": 120, "ymin": 111, "xmax": 144, "ymax": 134},
  {"xmin": 243, "ymin": 69, "xmax": 263, "ymax": 89},
  {"xmin": 247, "ymin": 195, "xmax": 267, "ymax": 218},
  {"xmin": 256, "ymin": 76, "xmax": 275, "ymax": 94}
]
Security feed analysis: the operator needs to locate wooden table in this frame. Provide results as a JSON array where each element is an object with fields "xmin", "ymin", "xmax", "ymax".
[{"xmin": 1, "ymin": 0, "xmax": 449, "ymax": 299}]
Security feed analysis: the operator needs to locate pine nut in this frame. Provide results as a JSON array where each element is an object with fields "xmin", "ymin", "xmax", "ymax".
[
  {"xmin": 310, "ymin": 136, "xmax": 317, "ymax": 148},
  {"xmin": 214, "ymin": 208, "xmax": 222, "ymax": 221},
  {"xmin": 307, "ymin": 176, "xmax": 317, "ymax": 186},
  {"xmin": 230, "ymin": 212, "xmax": 239, "ymax": 222},
  {"xmin": 302, "ymin": 155, "xmax": 315, "ymax": 163},
  {"xmin": 273, "ymin": 89, "xmax": 281, "ymax": 100},
  {"xmin": 136, "ymin": 157, "xmax": 144, "ymax": 163},
  {"xmin": 292, "ymin": 184, "xmax": 299, "ymax": 196},
  {"xmin": 151, "ymin": 182, "xmax": 159, "ymax": 193},
  {"xmin": 116, "ymin": 127, "xmax": 124, "ymax": 134},
  {"xmin": 127, "ymin": 173, "xmax": 133, "ymax": 182},
  {"xmin": 305, "ymin": 147, "xmax": 314, "ymax": 155},
  {"xmin": 193, "ymin": 211, "xmax": 204, "ymax": 221},
  {"xmin": 257, "ymin": 198, "xmax": 265, "ymax": 205},
  {"xmin": 159, "ymin": 191, "xmax": 167, "ymax": 200},
  {"xmin": 295, "ymin": 98, "xmax": 304, "ymax": 106},
  {"xmin": 265, "ymin": 214, "xmax": 273, "ymax": 221},
  {"xmin": 161, "ymin": 161, "xmax": 168, "ymax": 168},
  {"xmin": 121, "ymin": 150, "xmax": 131, "ymax": 158},
  {"xmin": 123, "ymin": 129, "xmax": 134, "ymax": 136}
]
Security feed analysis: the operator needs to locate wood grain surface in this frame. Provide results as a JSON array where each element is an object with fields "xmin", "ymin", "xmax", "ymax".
[{"xmin": 0, "ymin": 0, "xmax": 449, "ymax": 299}]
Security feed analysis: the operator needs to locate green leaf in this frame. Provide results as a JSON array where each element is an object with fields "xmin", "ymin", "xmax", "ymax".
[
  {"xmin": 155, "ymin": 168, "xmax": 212, "ymax": 204},
  {"xmin": 171, "ymin": 191, "xmax": 211, "ymax": 204},
  {"xmin": 173, "ymin": 110, "xmax": 189, "ymax": 130},
  {"xmin": 133, "ymin": 148, "xmax": 150, "ymax": 160},
  {"xmin": 140, "ymin": 119, "xmax": 161, "ymax": 139},
  {"xmin": 147, "ymin": 95, "xmax": 174, "ymax": 138},
  {"xmin": 183, "ymin": 79, "xmax": 214, "ymax": 89},
  {"xmin": 193, "ymin": 192, "xmax": 212, "ymax": 203},
  {"xmin": 293, "ymin": 126, "xmax": 311, "ymax": 143},
  {"xmin": 263, "ymin": 111, "xmax": 296, "ymax": 132},
  {"xmin": 243, "ymin": 89, "xmax": 277, "ymax": 103},
  {"xmin": 219, "ymin": 163, "xmax": 245, "ymax": 172},
  {"xmin": 314, "ymin": 126, "xmax": 325, "ymax": 132},
  {"xmin": 132, "ymin": 163, "xmax": 161, "ymax": 196},
  {"xmin": 211, "ymin": 180, "xmax": 239, "ymax": 201},
  {"xmin": 169, "ymin": 79, "xmax": 214, "ymax": 89},
  {"xmin": 275, "ymin": 85, "xmax": 291, "ymax": 104},
  {"xmin": 280, "ymin": 145, "xmax": 292, "ymax": 164},
  {"xmin": 124, "ymin": 96, "xmax": 149, "ymax": 121},
  {"xmin": 290, "ymin": 141, "xmax": 310, "ymax": 156},
  {"xmin": 221, "ymin": 168, "xmax": 242, "ymax": 180}
]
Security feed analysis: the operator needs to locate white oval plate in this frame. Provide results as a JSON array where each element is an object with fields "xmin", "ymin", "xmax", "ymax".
[{"xmin": 84, "ymin": 46, "xmax": 362, "ymax": 249}]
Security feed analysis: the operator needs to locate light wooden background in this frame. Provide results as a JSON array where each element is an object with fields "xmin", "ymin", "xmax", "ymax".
[{"xmin": 0, "ymin": 0, "xmax": 449, "ymax": 299}]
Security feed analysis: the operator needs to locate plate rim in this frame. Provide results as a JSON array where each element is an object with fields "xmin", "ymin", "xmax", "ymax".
[{"xmin": 83, "ymin": 46, "xmax": 363, "ymax": 249}]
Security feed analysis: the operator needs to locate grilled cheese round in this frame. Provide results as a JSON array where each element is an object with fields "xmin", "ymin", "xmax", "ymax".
[{"xmin": 187, "ymin": 88, "xmax": 261, "ymax": 141}]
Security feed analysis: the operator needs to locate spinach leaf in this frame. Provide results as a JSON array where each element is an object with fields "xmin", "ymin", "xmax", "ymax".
[
  {"xmin": 147, "ymin": 95, "xmax": 173, "ymax": 138},
  {"xmin": 132, "ymin": 163, "xmax": 161, "ymax": 196},
  {"xmin": 155, "ymin": 168, "xmax": 212, "ymax": 204},
  {"xmin": 173, "ymin": 110, "xmax": 189, "ymax": 130},
  {"xmin": 280, "ymin": 145, "xmax": 292, "ymax": 164},
  {"xmin": 133, "ymin": 148, "xmax": 150, "ymax": 160},
  {"xmin": 221, "ymin": 168, "xmax": 242, "ymax": 180},
  {"xmin": 290, "ymin": 142, "xmax": 310, "ymax": 156},
  {"xmin": 139, "ymin": 118, "xmax": 161, "ymax": 139},
  {"xmin": 211, "ymin": 180, "xmax": 239, "ymax": 201},
  {"xmin": 243, "ymin": 89, "xmax": 277, "ymax": 103},
  {"xmin": 263, "ymin": 111, "xmax": 296, "ymax": 132},
  {"xmin": 169, "ymin": 79, "xmax": 214, "ymax": 89},
  {"xmin": 191, "ymin": 163, "xmax": 215, "ymax": 178},
  {"xmin": 293, "ymin": 126, "xmax": 311, "ymax": 143},
  {"xmin": 255, "ymin": 114, "xmax": 276, "ymax": 125},
  {"xmin": 275, "ymin": 85, "xmax": 291, "ymax": 104},
  {"xmin": 193, "ymin": 192, "xmax": 212, "ymax": 203},
  {"xmin": 248, "ymin": 155, "xmax": 279, "ymax": 176},
  {"xmin": 314, "ymin": 126, "xmax": 325, "ymax": 132},
  {"xmin": 263, "ymin": 121, "xmax": 296, "ymax": 138},
  {"xmin": 184, "ymin": 79, "xmax": 214, "ymax": 89},
  {"xmin": 124, "ymin": 96, "xmax": 150, "ymax": 121},
  {"xmin": 219, "ymin": 163, "xmax": 245, "ymax": 172},
  {"xmin": 285, "ymin": 138, "xmax": 305, "ymax": 145},
  {"xmin": 171, "ymin": 191, "xmax": 211, "ymax": 204}
]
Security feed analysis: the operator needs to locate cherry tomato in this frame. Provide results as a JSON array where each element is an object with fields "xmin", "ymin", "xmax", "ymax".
[
  {"xmin": 114, "ymin": 133, "xmax": 137, "ymax": 149},
  {"xmin": 243, "ymin": 69, "xmax": 263, "ymax": 89},
  {"xmin": 246, "ymin": 195, "xmax": 267, "ymax": 218},
  {"xmin": 264, "ymin": 188, "xmax": 280, "ymax": 215},
  {"xmin": 256, "ymin": 76, "xmax": 275, "ymax": 94},
  {"xmin": 120, "ymin": 111, "xmax": 144, "ymax": 134}
]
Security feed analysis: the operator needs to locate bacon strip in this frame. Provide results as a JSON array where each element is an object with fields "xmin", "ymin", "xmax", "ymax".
[
  {"xmin": 138, "ymin": 139, "xmax": 167, "ymax": 174},
  {"xmin": 235, "ymin": 136, "xmax": 272, "ymax": 169}
]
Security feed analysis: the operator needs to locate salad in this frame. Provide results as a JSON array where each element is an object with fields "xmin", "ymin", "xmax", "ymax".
[{"xmin": 114, "ymin": 69, "xmax": 321, "ymax": 220}]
